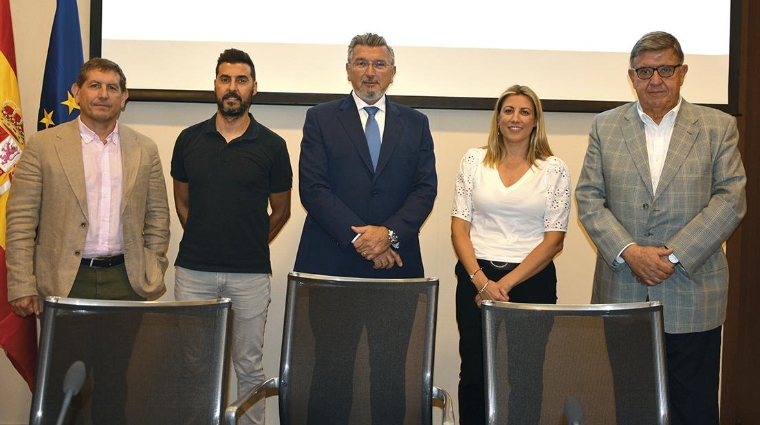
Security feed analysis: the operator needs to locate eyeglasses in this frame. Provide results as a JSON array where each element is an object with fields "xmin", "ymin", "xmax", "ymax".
[
  {"xmin": 632, "ymin": 64, "xmax": 683, "ymax": 79},
  {"xmin": 351, "ymin": 59, "xmax": 391, "ymax": 70}
]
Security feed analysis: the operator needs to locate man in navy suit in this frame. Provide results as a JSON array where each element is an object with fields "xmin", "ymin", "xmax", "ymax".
[
  {"xmin": 295, "ymin": 32, "xmax": 436, "ymax": 279},
  {"xmin": 294, "ymin": 33, "xmax": 437, "ymax": 424}
]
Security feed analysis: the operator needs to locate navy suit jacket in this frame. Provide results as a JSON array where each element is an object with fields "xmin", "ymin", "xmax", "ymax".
[{"xmin": 294, "ymin": 94, "xmax": 437, "ymax": 278}]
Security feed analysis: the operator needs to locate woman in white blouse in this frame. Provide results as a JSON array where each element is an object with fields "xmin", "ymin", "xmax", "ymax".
[{"xmin": 451, "ymin": 85, "xmax": 571, "ymax": 424}]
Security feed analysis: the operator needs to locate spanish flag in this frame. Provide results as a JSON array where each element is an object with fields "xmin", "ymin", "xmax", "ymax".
[{"xmin": 0, "ymin": 0, "xmax": 37, "ymax": 391}]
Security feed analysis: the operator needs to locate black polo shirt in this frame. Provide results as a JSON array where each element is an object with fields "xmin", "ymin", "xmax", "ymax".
[{"xmin": 171, "ymin": 113, "xmax": 292, "ymax": 273}]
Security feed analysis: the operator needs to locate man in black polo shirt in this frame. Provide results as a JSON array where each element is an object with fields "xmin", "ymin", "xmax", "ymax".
[{"xmin": 170, "ymin": 48, "xmax": 292, "ymax": 425}]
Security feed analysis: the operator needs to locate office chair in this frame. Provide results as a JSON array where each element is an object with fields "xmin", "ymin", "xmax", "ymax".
[
  {"xmin": 30, "ymin": 296, "xmax": 231, "ymax": 425},
  {"xmin": 481, "ymin": 301, "xmax": 669, "ymax": 425},
  {"xmin": 226, "ymin": 272, "xmax": 454, "ymax": 425}
]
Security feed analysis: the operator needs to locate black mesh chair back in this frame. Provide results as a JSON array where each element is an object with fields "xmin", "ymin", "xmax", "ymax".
[
  {"xmin": 481, "ymin": 301, "xmax": 669, "ymax": 425},
  {"xmin": 226, "ymin": 272, "xmax": 454, "ymax": 425},
  {"xmin": 30, "ymin": 296, "xmax": 232, "ymax": 425}
]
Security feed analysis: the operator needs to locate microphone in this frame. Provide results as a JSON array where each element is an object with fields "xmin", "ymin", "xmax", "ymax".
[
  {"xmin": 564, "ymin": 397, "xmax": 585, "ymax": 425},
  {"xmin": 55, "ymin": 360, "xmax": 86, "ymax": 425}
]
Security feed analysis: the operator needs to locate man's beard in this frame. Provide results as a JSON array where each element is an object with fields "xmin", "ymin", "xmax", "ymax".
[
  {"xmin": 217, "ymin": 92, "xmax": 251, "ymax": 117},
  {"xmin": 356, "ymin": 88, "xmax": 383, "ymax": 103},
  {"xmin": 356, "ymin": 80, "xmax": 385, "ymax": 103}
]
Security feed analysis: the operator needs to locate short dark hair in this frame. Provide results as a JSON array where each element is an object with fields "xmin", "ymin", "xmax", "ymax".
[
  {"xmin": 75, "ymin": 58, "xmax": 127, "ymax": 92},
  {"xmin": 216, "ymin": 48, "xmax": 256, "ymax": 80},
  {"xmin": 630, "ymin": 31, "xmax": 684, "ymax": 68},
  {"xmin": 347, "ymin": 33, "xmax": 395, "ymax": 65}
]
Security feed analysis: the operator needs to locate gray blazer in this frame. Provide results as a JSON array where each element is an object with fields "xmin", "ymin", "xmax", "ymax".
[
  {"xmin": 6, "ymin": 120, "xmax": 170, "ymax": 301},
  {"xmin": 575, "ymin": 100, "xmax": 746, "ymax": 333}
]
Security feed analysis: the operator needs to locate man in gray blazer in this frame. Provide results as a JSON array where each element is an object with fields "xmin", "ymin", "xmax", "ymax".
[
  {"xmin": 6, "ymin": 58, "xmax": 170, "ymax": 316},
  {"xmin": 576, "ymin": 32, "xmax": 746, "ymax": 425}
]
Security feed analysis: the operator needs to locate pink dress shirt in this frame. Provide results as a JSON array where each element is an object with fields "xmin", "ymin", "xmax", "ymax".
[{"xmin": 78, "ymin": 118, "xmax": 124, "ymax": 258}]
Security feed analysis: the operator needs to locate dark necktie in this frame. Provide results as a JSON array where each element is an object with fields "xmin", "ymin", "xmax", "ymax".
[{"xmin": 364, "ymin": 106, "xmax": 381, "ymax": 170}]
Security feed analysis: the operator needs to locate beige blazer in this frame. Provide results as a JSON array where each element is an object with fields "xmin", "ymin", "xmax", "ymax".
[
  {"xmin": 576, "ymin": 100, "xmax": 746, "ymax": 333},
  {"xmin": 6, "ymin": 120, "xmax": 170, "ymax": 301}
]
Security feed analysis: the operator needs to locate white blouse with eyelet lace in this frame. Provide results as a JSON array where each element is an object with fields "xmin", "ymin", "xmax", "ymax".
[{"xmin": 451, "ymin": 147, "xmax": 571, "ymax": 263}]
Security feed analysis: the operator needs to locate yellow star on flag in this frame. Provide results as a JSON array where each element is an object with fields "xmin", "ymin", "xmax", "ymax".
[
  {"xmin": 39, "ymin": 109, "xmax": 55, "ymax": 129},
  {"xmin": 61, "ymin": 91, "xmax": 80, "ymax": 115}
]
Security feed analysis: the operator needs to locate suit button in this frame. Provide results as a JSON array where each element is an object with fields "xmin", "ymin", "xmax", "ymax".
[
  {"xmin": 81, "ymin": 222, "xmax": 88, "ymax": 227},
  {"xmin": 642, "ymin": 204, "xmax": 649, "ymax": 209},
  {"xmin": 74, "ymin": 250, "xmax": 81, "ymax": 256},
  {"xmin": 370, "ymin": 190, "xmax": 379, "ymax": 197},
  {"xmin": 644, "ymin": 232, "xmax": 653, "ymax": 237}
]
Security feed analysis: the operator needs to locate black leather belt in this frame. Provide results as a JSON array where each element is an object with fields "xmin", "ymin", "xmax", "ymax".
[{"xmin": 81, "ymin": 254, "xmax": 125, "ymax": 268}]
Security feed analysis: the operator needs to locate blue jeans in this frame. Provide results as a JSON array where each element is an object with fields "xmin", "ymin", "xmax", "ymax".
[{"xmin": 175, "ymin": 267, "xmax": 270, "ymax": 425}]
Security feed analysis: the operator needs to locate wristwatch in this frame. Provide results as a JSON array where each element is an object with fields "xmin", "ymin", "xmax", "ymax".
[
  {"xmin": 663, "ymin": 245, "xmax": 680, "ymax": 264},
  {"xmin": 388, "ymin": 229, "xmax": 400, "ymax": 250}
]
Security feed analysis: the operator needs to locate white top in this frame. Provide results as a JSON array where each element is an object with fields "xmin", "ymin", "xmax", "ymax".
[{"xmin": 451, "ymin": 147, "xmax": 571, "ymax": 263}]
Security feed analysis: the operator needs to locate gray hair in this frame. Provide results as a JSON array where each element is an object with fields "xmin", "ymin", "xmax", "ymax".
[
  {"xmin": 629, "ymin": 31, "xmax": 684, "ymax": 68},
  {"xmin": 347, "ymin": 33, "xmax": 395, "ymax": 65}
]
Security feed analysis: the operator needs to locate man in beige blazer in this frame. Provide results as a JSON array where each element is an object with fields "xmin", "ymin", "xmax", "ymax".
[{"xmin": 6, "ymin": 58, "xmax": 170, "ymax": 317}]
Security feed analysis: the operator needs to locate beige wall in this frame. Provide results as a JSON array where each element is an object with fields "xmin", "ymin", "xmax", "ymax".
[{"xmin": 1, "ymin": 0, "xmax": 599, "ymax": 423}]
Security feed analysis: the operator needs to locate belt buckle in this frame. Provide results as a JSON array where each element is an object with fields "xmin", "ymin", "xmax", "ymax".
[
  {"xmin": 489, "ymin": 260, "xmax": 512, "ymax": 269},
  {"xmin": 89, "ymin": 258, "xmax": 97, "ymax": 267}
]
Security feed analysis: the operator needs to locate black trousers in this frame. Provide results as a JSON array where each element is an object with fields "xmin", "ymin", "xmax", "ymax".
[
  {"xmin": 666, "ymin": 326, "xmax": 722, "ymax": 425},
  {"xmin": 455, "ymin": 259, "xmax": 557, "ymax": 425}
]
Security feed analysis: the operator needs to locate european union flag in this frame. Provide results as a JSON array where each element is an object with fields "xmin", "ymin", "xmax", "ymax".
[{"xmin": 37, "ymin": 0, "xmax": 83, "ymax": 131}]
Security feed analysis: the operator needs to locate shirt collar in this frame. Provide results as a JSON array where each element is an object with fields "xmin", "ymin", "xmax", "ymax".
[
  {"xmin": 636, "ymin": 97, "xmax": 682, "ymax": 126},
  {"xmin": 206, "ymin": 112, "xmax": 260, "ymax": 141},
  {"xmin": 78, "ymin": 117, "xmax": 120, "ymax": 145},
  {"xmin": 351, "ymin": 91, "xmax": 387, "ymax": 114}
]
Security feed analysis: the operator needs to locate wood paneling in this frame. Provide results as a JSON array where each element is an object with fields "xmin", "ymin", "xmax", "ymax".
[{"xmin": 722, "ymin": 1, "xmax": 760, "ymax": 423}]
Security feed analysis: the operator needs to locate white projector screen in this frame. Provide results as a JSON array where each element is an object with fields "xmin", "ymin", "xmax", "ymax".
[{"xmin": 92, "ymin": 0, "xmax": 739, "ymax": 112}]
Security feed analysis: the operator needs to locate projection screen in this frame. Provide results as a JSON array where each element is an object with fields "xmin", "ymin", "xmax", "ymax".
[{"xmin": 92, "ymin": 0, "xmax": 740, "ymax": 112}]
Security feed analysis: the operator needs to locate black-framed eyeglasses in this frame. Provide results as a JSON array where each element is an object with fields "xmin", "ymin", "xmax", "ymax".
[
  {"xmin": 632, "ymin": 64, "xmax": 683, "ymax": 80},
  {"xmin": 351, "ymin": 59, "xmax": 390, "ymax": 70}
]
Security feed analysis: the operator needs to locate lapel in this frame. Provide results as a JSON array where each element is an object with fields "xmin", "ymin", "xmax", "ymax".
[
  {"xmin": 119, "ymin": 124, "xmax": 141, "ymax": 213},
  {"xmin": 654, "ymin": 101, "xmax": 699, "ymax": 200},
  {"xmin": 55, "ymin": 121, "xmax": 89, "ymax": 219},
  {"xmin": 335, "ymin": 94, "xmax": 405, "ymax": 178},
  {"xmin": 337, "ymin": 95, "xmax": 375, "ymax": 173},
  {"xmin": 621, "ymin": 104, "xmax": 654, "ymax": 198},
  {"xmin": 375, "ymin": 99, "xmax": 402, "ymax": 177}
]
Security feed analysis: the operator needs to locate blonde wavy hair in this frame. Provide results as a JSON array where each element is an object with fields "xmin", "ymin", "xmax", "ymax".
[{"xmin": 483, "ymin": 85, "xmax": 553, "ymax": 168}]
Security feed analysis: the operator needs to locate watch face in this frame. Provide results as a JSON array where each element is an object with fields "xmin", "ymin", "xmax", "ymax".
[{"xmin": 388, "ymin": 230, "xmax": 399, "ymax": 247}]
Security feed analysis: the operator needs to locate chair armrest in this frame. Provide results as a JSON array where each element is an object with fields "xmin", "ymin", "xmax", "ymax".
[
  {"xmin": 433, "ymin": 386, "xmax": 456, "ymax": 425},
  {"xmin": 225, "ymin": 377, "xmax": 279, "ymax": 425}
]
